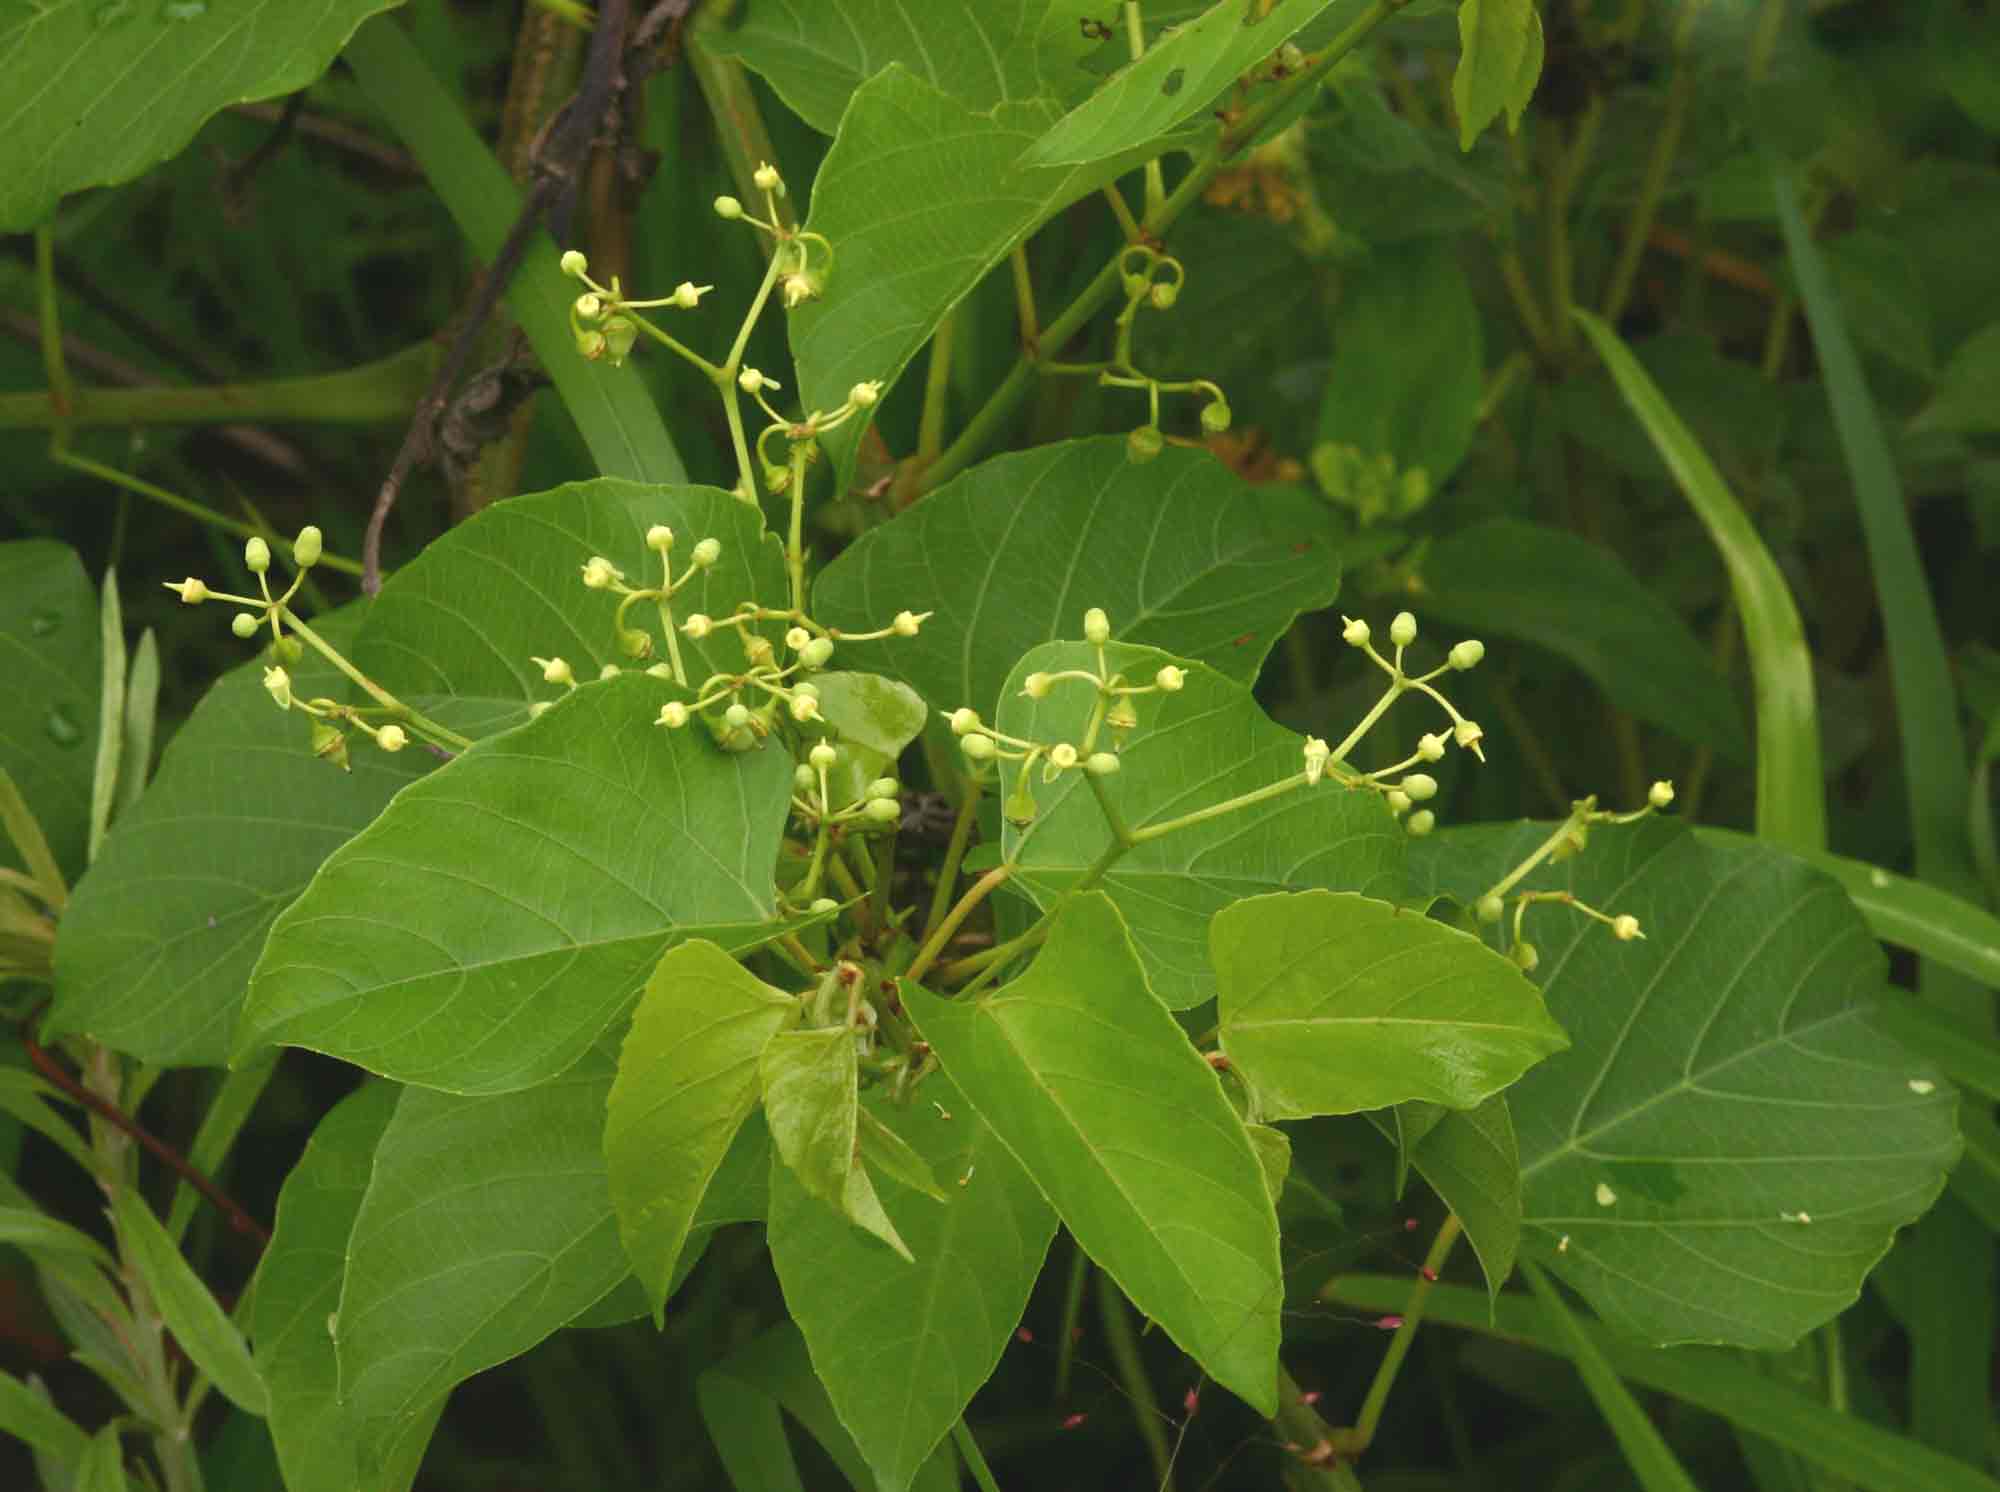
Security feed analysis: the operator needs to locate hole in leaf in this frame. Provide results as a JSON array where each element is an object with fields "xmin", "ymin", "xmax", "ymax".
[{"xmin": 1162, "ymin": 67, "xmax": 1185, "ymax": 96}]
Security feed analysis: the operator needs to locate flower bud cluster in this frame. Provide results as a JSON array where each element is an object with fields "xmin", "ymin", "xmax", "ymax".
[{"xmin": 562, "ymin": 250, "xmax": 711, "ymax": 370}]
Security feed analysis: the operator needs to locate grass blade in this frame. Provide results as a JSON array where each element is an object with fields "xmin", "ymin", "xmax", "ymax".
[{"xmin": 1572, "ymin": 309, "xmax": 1823, "ymax": 852}]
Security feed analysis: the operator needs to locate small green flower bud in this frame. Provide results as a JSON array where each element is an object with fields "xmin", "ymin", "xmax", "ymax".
[
  {"xmin": 309, "ymin": 719, "xmax": 350, "ymax": 772},
  {"xmin": 792, "ymin": 681, "xmax": 819, "ymax": 701},
  {"xmin": 1149, "ymin": 281, "xmax": 1179, "ymax": 311},
  {"xmin": 527, "ymin": 700, "xmax": 553, "ymax": 720},
  {"xmin": 1107, "ymin": 696, "xmax": 1139, "ymax": 731},
  {"xmin": 1085, "ymin": 751, "xmax": 1121, "ymax": 776},
  {"xmin": 1649, "ymin": 780, "xmax": 1676, "ymax": 809},
  {"xmin": 167, "ymin": 577, "xmax": 210, "ymax": 604},
  {"xmin": 560, "ymin": 249, "xmax": 589, "ymax": 277},
  {"xmin": 809, "ymin": 896, "xmax": 840, "ymax": 915},
  {"xmin": 1386, "ymin": 789, "xmax": 1412, "ymax": 815},
  {"xmin": 809, "ymin": 741, "xmax": 839, "ymax": 770},
  {"xmin": 670, "ymin": 281, "xmax": 709, "ymax": 310},
  {"xmin": 1612, "ymin": 914, "xmax": 1643, "ymax": 941},
  {"xmin": 1448, "ymin": 639, "xmax": 1486, "ymax": 671},
  {"xmin": 782, "ymin": 270, "xmax": 823, "ymax": 308},
  {"xmin": 1200, "ymin": 400, "xmax": 1233, "ymax": 434},
  {"xmin": 270, "ymin": 635, "xmax": 303, "ymax": 665},
  {"xmin": 1513, "ymin": 940, "xmax": 1539, "ymax": 972},
  {"xmin": 1155, "ymin": 665, "xmax": 1185, "ymax": 692},
  {"xmin": 618, "ymin": 629, "xmax": 653, "ymax": 660},
  {"xmin": 691, "ymin": 537, "xmax": 722, "ymax": 568},
  {"xmin": 739, "ymin": 367, "xmax": 771, "ymax": 393},
  {"xmin": 1341, "ymin": 616, "xmax": 1370, "ymax": 646},
  {"xmin": 602, "ymin": 316, "xmax": 638, "ymax": 365},
  {"xmin": 1004, "ymin": 779, "xmax": 1039, "ymax": 827},
  {"xmin": 862, "ymin": 796, "xmax": 902, "ymax": 825},
  {"xmin": 231, "ymin": 612, "xmax": 260, "ymax": 639},
  {"xmin": 893, "ymin": 608, "xmax": 924, "ymax": 636},
  {"xmin": 1122, "ymin": 273, "xmax": 1150, "ymax": 300},
  {"xmin": 1023, "ymin": 672, "xmax": 1053, "ymax": 700},
  {"xmin": 961, "ymin": 732, "xmax": 997, "ymax": 760},
  {"xmin": 1406, "ymin": 809, "xmax": 1435, "ymax": 836},
  {"xmin": 1401, "ymin": 773, "xmax": 1438, "ymax": 802},
  {"xmin": 786, "ymin": 628, "xmax": 812, "ymax": 653},
  {"xmin": 577, "ymin": 328, "xmax": 607, "ymax": 360},
  {"xmin": 599, "ymin": 663, "xmax": 621, "ymax": 680},
  {"xmin": 1048, "ymin": 743, "xmax": 1080, "ymax": 771},
  {"xmin": 949, "ymin": 708, "xmax": 981, "ymax": 736},
  {"xmin": 850, "ymin": 381, "xmax": 882, "ymax": 409},
  {"xmin": 646, "ymin": 663, "xmax": 675, "ymax": 680},
  {"xmin": 293, "ymin": 525, "xmax": 323, "ymax": 568},
  {"xmin": 581, "ymin": 556, "xmax": 622, "ymax": 589},
  {"xmin": 1475, "ymin": 894, "xmax": 1504, "ymax": 924},
  {"xmin": 1302, "ymin": 736, "xmax": 1331, "ymax": 785},
  {"xmin": 377, "ymin": 724, "xmax": 409, "ymax": 753},
  {"xmin": 1454, "ymin": 719, "xmax": 1484, "ymax": 751},
  {"xmin": 714, "ymin": 195, "xmax": 744, "ymax": 220},
  {"xmin": 753, "ymin": 161, "xmax": 782, "ymax": 193},
  {"xmin": 535, "ymin": 656, "xmax": 575, "ymax": 687},
  {"xmin": 789, "ymin": 692, "xmax": 821, "ymax": 722},
  {"xmin": 1083, "ymin": 607, "xmax": 1112, "ymax": 645},
  {"xmin": 799, "ymin": 636, "xmax": 835, "ymax": 669},
  {"xmin": 1389, "ymin": 611, "xmax": 1417, "ymax": 648},
  {"xmin": 864, "ymin": 777, "xmax": 901, "ymax": 801},
  {"xmin": 646, "ymin": 524, "xmax": 674, "ymax": 552},
  {"xmin": 658, "ymin": 701, "xmax": 690, "ymax": 728},
  {"xmin": 725, "ymin": 702, "xmax": 753, "ymax": 731},
  {"xmin": 682, "ymin": 613, "xmax": 713, "ymax": 640},
  {"xmin": 263, "ymin": 666, "xmax": 292, "ymax": 709},
  {"xmin": 1126, "ymin": 424, "xmax": 1164, "ymax": 463},
  {"xmin": 245, "ymin": 536, "xmax": 271, "ymax": 574},
  {"xmin": 793, "ymin": 764, "xmax": 817, "ymax": 793},
  {"xmin": 575, "ymin": 292, "xmax": 603, "ymax": 320}
]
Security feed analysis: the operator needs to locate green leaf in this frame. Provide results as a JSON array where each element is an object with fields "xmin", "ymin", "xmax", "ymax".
[
  {"xmin": 168, "ymin": 1057, "xmax": 278, "ymax": 1242},
  {"xmin": 251, "ymin": 1082, "xmax": 440, "ymax": 1492},
  {"xmin": 341, "ymin": 19, "xmax": 683, "ymax": 485},
  {"xmin": 792, "ymin": 69, "xmax": 1174, "ymax": 487},
  {"xmin": 237, "ymin": 673, "xmax": 792, "ymax": 1093},
  {"xmin": 1327, "ymin": 1275, "xmax": 2000, "ymax": 1492},
  {"xmin": 73, "ymin": 1423, "xmax": 127, "ymax": 1492},
  {"xmin": 815, "ymin": 439, "xmax": 1343, "ymax": 709},
  {"xmin": 0, "ymin": 1368, "xmax": 90, "ymax": 1468},
  {"xmin": 0, "ymin": 541, "xmax": 100, "ymax": 884},
  {"xmin": 999, "ymin": 640, "xmax": 1404, "ymax": 1009},
  {"xmin": 768, "ymin": 1077, "xmax": 1056, "ymax": 1490},
  {"xmin": 1825, "ymin": 229, "xmax": 1936, "ymax": 379},
  {"xmin": 604, "ymin": 939, "xmax": 798, "ymax": 1315},
  {"xmin": 1024, "ymin": 0, "xmax": 1350, "ymax": 167},
  {"xmin": 810, "ymin": 671, "xmax": 928, "ymax": 803},
  {"xmin": 332, "ymin": 1044, "xmax": 632, "ymax": 1469},
  {"xmin": 1572, "ymin": 309, "xmax": 1824, "ymax": 851},
  {"xmin": 50, "ymin": 613, "xmax": 429, "ymax": 1065},
  {"xmin": 707, "ymin": 0, "xmax": 1099, "ymax": 135},
  {"xmin": 111, "ymin": 1188, "xmax": 267, "ymax": 1415},
  {"xmin": 1910, "ymin": 322, "xmax": 2000, "ymax": 437},
  {"xmin": 1452, "ymin": 0, "xmax": 1544, "ymax": 151},
  {"xmin": 903, "ymin": 894, "xmax": 1282, "ymax": 1413},
  {"xmin": 0, "ymin": 1069, "xmax": 96, "ymax": 1175},
  {"xmin": 1405, "ymin": 1095, "xmax": 1521, "ymax": 1296},
  {"xmin": 762, "ymin": 1027, "xmax": 913, "ymax": 1260},
  {"xmin": 1523, "ymin": 1262, "xmax": 1701, "ymax": 1492},
  {"xmin": 88, "ymin": 569, "xmax": 126, "ymax": 866},
  {"xmin": 116, "ymin": 627, "xmax": 159, "ymax": 823},
  {"xmin": 0, "ymin": 1204, "xmax": 115, "ymax": 1271},
  {"xmin": 1410, "ymin": 819, "xmax": 1961, "ymax": 1348},
  {"xmin": 1415, "ymin": 518, "xmax": 1750, "ymax": 760},
  {"xmin": 1317, "ymin": 241, "xmax": 1483, "ymax": 503},
  {"xmin": 1216, "ymin": 890, "xmax": 1565, "ymax": 1116},
  {"xmin": 353, "ymin": 480, "xmax": 789, "ymax": 730},
  {"xmin": 1246, "ymin": 1122, "xmax": 1292, "ymax": 1203},
  {"xmin": 0, "ymin": 0, "xmax": 404, "ymax": 232}
]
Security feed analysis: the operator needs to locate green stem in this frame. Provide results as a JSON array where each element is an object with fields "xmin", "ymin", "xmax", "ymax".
[
  {"xmin": 279, "ymin": 609, "xmax": 473, "ymax": 750},
  {"xmin": 1546, "ymin": 97, "xmax": 1603, "ymax": 362},
  {"xmin": 921, "ymin": 0, "xmax": 1407, "ymax": 493},
  {"xmin": 0, "ymin": 343, "xmax": 443, "ymax": 432},
  {"xmin": 952, "ymin": 1419, "xmax": 1005, "ymax": 1492},
  {"xmin": 1097, "ymin": 1278, "xmax": 1175, "ymax": 1491},
  {"xmin": 1125, "ymin": 2, "xmax": 1167, "ymax": 219},
  {"xmin": 1055, "ymin": 1243, "xmax": 1090, "ymax": 1399},
  {"xmin": 1130, "ymin": 771, "xmax": 1310, "ymax": 844},
  {"xmin": 786, "ymin": 441, "xmax": 808, "ymax": 612},
  {"xmin": 923, "ymin": 771, "xmax": 987, "ymax": 942},
  {"xmin": 1479, "ymin": 805, "xmax": 1589, "ymax": 903},
  {"xmin": 916, "ymin": 312, "xmax": 955, "ymax": 465},
  {"xmin": 1344, "ymin": 1214, "xmax": 1461, "ymax": 1454},
  {"xmin": 688, "ymin": 0, "xmax": 796, "ymax": 240},
  {"xmin": 1599, "ymin": 2, "xmax": 1704, "ymax": 324},
  {"xmin": 905, "ymin": 865, "xmax": 1010, "ymax": 986},
  {"xmin": 1085, "ymin": 771, "xmax": 1136, "ymax": 847},
  {"xmin": 800, "ymin": 823, "xmax": 832, "ymax": 902},
  {"xmin": 34, "ymin": 226, "xmax": 73, "ymax": 443}
]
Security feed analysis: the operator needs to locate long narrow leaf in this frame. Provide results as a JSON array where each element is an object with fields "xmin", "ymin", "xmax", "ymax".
[
  {"xmin": 1325, "ymin": 1276, "xmax": 2000, "ymax": 1492},
  {"xmin": 1692, "ymin": 828, "xmax": 2000, "ymax": 988},
  {"xmin": 1572, "ymin": 309, "xmax": 1824, "ymax": 851},
  {"xmin": 340, "ymin": 19, "xmax": 685, "ymax": 486},
  {"xmin": 111, "ymin": 1190, "xmax": 267, "ymax": 1416},
  {"xmin": 115, "ymin": 628, "xmax": 159, "ymax": 823},
  {"xmin": 1522, "ymin": 1263, "xmax": 1702, "ymax": 1492},
  {"xmin": 88, "ymin": 569, "xmax": 125, "ymax": 865}
]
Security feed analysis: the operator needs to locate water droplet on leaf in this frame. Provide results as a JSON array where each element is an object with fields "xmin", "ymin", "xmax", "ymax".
[
  {"xmin": 29, "ymin": 610, "xmax": 60, "ymax": 637},
  {"xmin": 45, "ymin": 707, "xmax": 82, "ymax": 747}
]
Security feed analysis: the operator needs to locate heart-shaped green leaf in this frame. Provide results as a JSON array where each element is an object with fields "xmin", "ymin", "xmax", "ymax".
[
  {"xmin": 605, "ymin": 939, "xmax": 799, "ymax": 1315},
  {"xmin": 768, "ymin": 1077, "xmax": 1056, "ymax": 1490},
  {"xmin": 237, "ymin": 673, "xmax": 793, "ymax": 1093},
  {"xmin": 1410, "ymin": 819, "xmax": 1961, "ymax": 1347},
  {"xmin": 814, "ymin": 439, "xmax": 1343, "ymax": 707},
  {"xmin": 1216, "ymin": 889, "xmax": 1566, "ymax": 1117},
  {"xmin": 998, "ymin": 641, "xmax": 1404, "ymax": 1008},
  {"xmin": 904, "ymin": 894, "xmax": 1282, "ymax": 1413}
]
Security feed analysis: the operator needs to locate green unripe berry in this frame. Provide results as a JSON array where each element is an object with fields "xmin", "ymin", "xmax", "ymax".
[
  {"xmin": 1389, "ymin": 611, "xmax": 1417, "ymax": 648},
  {"xmin": 1126, "ymin": 424, "xmax": 1164, "ymax": 464},
  {"xmin": 1083, "ymin": 607, "xmax": 1112, "ymax": 645},
  {"xmin": 1149, "ymin": 281, "xmax": 1179, "ymax": 311},
  {"xmin": 799, "ymin": 637, "xmax": 835, "ymax": 669},
  {"xmin": 1448, "ymin": 639, "xmax": 1486, "ymax": 671},
  {"xmin": 714, "ymin": 196, "xmax": 744, "ymax": 220},
  {"xmin": 270, "ymin": 636, "xmax": 303, "ymax": 666},
  {"xmin": 560, "ymin": 249, "xmax": 589, "ymax": 277},
  {"xmin": 244, "ymin": 536, "xmax": 271, "ymax": 574},
  {"xmin": 1086, "ymin": 752, "xmax": 1121, "ymax": 776},
  {"xmin": 231, "ymin": 612, "xmax": 260, "ymax": 639},
  {"xmin": 961, "ymin": 733, "xmax": 997, "ymax": 760},
  {"xmin": 691, "ymin": 537, "xmax": 722, "ymax": 568},
  {"xmin": 808, "ymin": 741, "xmax": 839, "ymax": 770},
  {"xmin": 864, "ymin": 778, "xmax": 900, "ymax": 801},
  {"xmin": 293, "ymin": 525, "xmax": 323, "ymax": 568},
  {"xmin": 1513, "ymin": 941, "xmax": 1539, "ymax": 972},
  {"xmin": 724, "ymin": 702, "xmax": 752, "ymax": 730},
  {"xmin": 808, "ymin": 897, "xmax": 840, "ymax": 915},
  {"xmin": 377, "ymin": 724, "xmax": 409, "ymax": 753},
  {"xmin": 1023, "ymin": 672, "xmax": 1052, "ymax": 700},
  {"xmin": 1406, "ymin": 809, "xmax": 1435, "ymax": 836},
  {"xmin": 1401, "ymin": 773, "xmax": 1438, "ymax": 802},
  {"xmin": 1475, "ymin": 894, "xmax": 1504, "ymax": 924},
  {"xmin": 1200, "ymin": 400, "xmax": 1233, "ymax": 434},
  {"xmin": 862, "ymin": 796, "xmax": 902, "ymax": 825}
]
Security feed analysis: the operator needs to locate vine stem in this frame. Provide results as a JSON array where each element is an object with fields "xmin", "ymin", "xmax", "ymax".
[
  {"xmin": 920, "ymin": 0, "xmax": 1409, "ymax": 493},
  {"xmin": 1343, "ymin": 1214, "xmax": 1462, "ymax": 1454},
  {"xmin": 922, "ymin": 770, "xmax": 989, "ymax": 942},
  {"xmin": 905, "ymin": 865, "xmax": 1011, "ymax": 986},
  {"xmin": 952, "ymin": 1419, "xmax": 1004, "ymax": 1492},
  {"xmin": 1098, "ymin": 1278, "xmax": 1176, "ymax": 1490}
]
